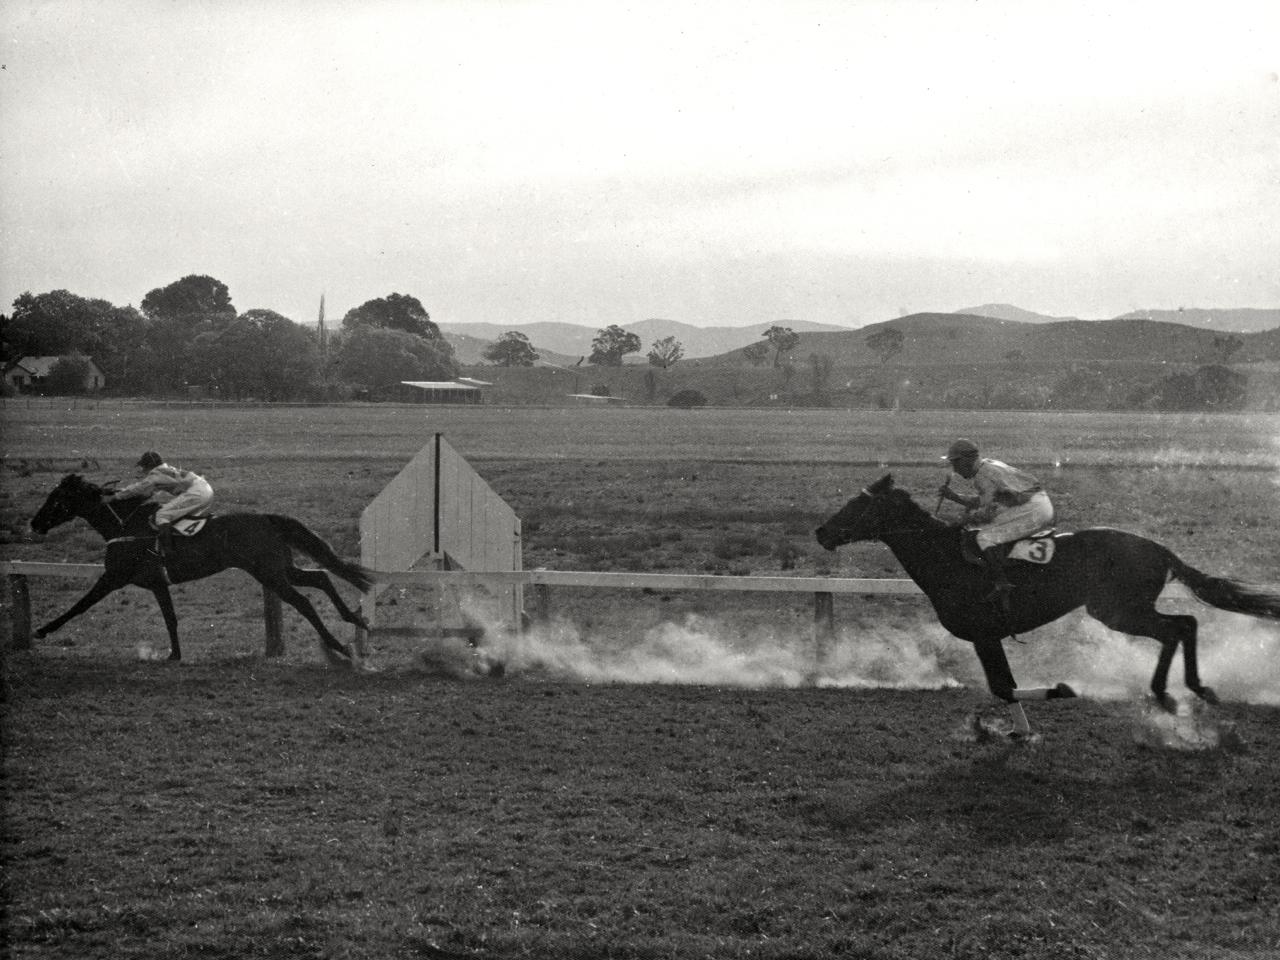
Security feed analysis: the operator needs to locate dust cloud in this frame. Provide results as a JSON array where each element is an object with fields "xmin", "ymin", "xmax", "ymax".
[
  {"xmin": 494, "ymin": 613, "xmax": 963, "ymax": 690},
  {"xmin": 481, "ymin": 606, "xmax": 1278, "ymax": 706}
]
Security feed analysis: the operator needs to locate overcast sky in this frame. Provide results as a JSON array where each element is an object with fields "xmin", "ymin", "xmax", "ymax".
[{"xmin": 2, "ymin": 0, "xmax": 1277, "ymax": 329}]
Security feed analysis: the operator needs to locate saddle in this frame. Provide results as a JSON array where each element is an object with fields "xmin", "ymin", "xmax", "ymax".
[{"xmin": 960, "ymin": 528, "xmax": 1060, "ymax": 567}]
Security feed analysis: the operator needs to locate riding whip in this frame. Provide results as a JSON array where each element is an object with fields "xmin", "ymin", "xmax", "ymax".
[{"xmin": 934, "ymin": 475, "xmax": 950, "ymax": 517}]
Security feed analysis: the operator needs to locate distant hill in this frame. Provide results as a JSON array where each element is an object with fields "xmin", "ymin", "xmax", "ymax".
[
  {"xmin": 1110, "ymin": 308, "xmax": 1280, "ymax": 334},
  {"xmin": 442, "ymin": 331, "xmax": 579, "ymax": 368},
  {"xmin": 955, "ymin": 304, "xmax": 1084, "ymax": 323},
  {"xmin": 712, "ymin": 312, "xmax": 1280, "ymax": 366},
  {"xmin": 438, "ymin": 318, "xmax": 846, "ymax": 361},
  {"xmin": 958, "ymin": 304, "xmax": 1280, "ymax": 333}
]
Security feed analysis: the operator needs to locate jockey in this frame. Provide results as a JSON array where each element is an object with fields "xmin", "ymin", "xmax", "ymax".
[
  {"xmin": 110, "ymin": 451, "xmax": 213, "ymax": 558},
  {"xmin": 937, "ymin": 438, "xmax": 1054, "ymax": 601}
]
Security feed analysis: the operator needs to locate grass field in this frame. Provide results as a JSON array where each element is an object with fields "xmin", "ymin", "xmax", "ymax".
[{"xmin": 3, "ymin": 401, "xmax": 1280, "ymax": 958}]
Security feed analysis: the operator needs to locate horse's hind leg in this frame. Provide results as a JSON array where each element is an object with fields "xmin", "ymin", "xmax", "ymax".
[
  {"xmin": 254, "ymin": 570, "xmax": 353, "ymax": 665},
  {"xmin": 1089, "ymin": 602, "xmax": 1206, "ymax": 710},
  {"xmin": 286, "ymin": 564, "xmax": 370, "ymax": 631},
  {"xmin": 1177, "ymin": 619, "xmax": 1217, "ymax": 705}
]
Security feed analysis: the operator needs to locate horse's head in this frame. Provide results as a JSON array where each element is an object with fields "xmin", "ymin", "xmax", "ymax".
[
  {"xmin": 31, "ymin": 474, "xmax": 107, "ymax": 535},
  {"xmin": 814, "ymin": 474, "xmax": 922, "ymax": 550}
]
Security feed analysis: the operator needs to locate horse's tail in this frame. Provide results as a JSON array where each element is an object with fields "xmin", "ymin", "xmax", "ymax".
[
  {"xmin": 1167, "ymin": 552, "xmax": 1280, "ymax": 621},
  {"xmin": 266, "ymin": 515, "xmax": 376, "ymax": 593}
]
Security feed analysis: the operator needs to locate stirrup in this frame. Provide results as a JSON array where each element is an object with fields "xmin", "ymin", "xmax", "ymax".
[{"xmin": 982, "ymin": 581, "xmax": 1014, "ymax": 603}]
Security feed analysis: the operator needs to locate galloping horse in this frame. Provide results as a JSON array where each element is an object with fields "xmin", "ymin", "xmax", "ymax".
[
  {"xmin": 815, "ymin": 475, "xmax": 1280, "ymax": 734},
  {"xmin": 30, "ymin": 474, "xmax": 375, "ymax": 665}
]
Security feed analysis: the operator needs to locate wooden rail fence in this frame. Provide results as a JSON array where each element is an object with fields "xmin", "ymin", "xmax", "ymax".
[{"xmin": 2, "ymin": 560, "xmax": 1202, "ymax": 663}]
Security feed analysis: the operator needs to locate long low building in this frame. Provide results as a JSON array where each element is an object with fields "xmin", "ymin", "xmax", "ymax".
[{"xmin": 399, "ymin": 378, "xmax": 491, "ymax": 404}]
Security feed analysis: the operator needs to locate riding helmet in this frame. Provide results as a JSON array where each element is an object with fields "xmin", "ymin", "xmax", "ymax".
[
  {"xmin": 137, "ymin": 451, "xmax": 163, "ymax": 470},
  {"xmin": 944, "ymin": 438, "xmax": 979, "ymax": 461}
]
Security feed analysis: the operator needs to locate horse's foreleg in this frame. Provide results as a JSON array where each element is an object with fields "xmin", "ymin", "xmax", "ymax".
[
  {"xmin": 150, "ymin": 584, "xmax": 181, "ymax": 661},
  {"xmin": 35, "ymin": 575, "xmax": 123, "ymax": 638},
  {"xmin": 972, "ymin": 637, "xmax": 1034, "ymax": 736},
  {"xmin": 1007, "ymin": 702, "xmax": 1031, "ymax": 737},
  {"xmin": 972, "ymin": 637, "xmax": 1017, "ymax": 702}
]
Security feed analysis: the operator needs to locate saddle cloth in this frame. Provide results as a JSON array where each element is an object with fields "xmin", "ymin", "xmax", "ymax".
[
  {"xmin": 961, "ymin": 528, "xmax": 1059, "ymax": 566},
  {"xmin": 151, "ymin": 515, "xmax": 211, "ymax": 536}
]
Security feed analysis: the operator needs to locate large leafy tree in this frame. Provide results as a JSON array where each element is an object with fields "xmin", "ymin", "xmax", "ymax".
[
  {"xmin": 139, "ymin": 275, "xmax": 237, "ymax": 394},
  {"xmin": 191, "ymin": 309, "xmax": 320, "ymax": 400},
  {"xmin": 335, "ymin": 326, "xmax": 458, "ymax": 395},
  {"xmin": 141, "ymin": 274, "xmax": 236, "ymax": 327},
  {"xmin": 589, "ymin": 324, "xmax": 641, "ymax": 366},
  {"xmin": 762, "ymin": 325, "xmax": 800, "ymax": 367},
  {"xmin": 342, "ymin": 293, "xmax": 440, "ymax": 339},
  {"xmin": 483, "ymin": 331, "xmax": 540, "ymax": 367},
  {"xmin": 43, "ymin": 355, "xmax": 96, "ymax": 395},
  {"xmin": 646, "ymin": 335, "xmax": 684, "ymax": 370}
]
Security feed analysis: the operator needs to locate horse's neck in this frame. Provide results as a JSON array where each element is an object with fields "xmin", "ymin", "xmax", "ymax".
[
  {"xmin": 880, "ymin": 522, "xmax": 964, "ymax": 592},
  {"xmin": 83, "ymin": 500, "xmax": 130, "ymax": 540}
]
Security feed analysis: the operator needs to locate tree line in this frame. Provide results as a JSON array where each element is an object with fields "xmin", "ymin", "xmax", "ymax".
[{"xmin": 0, "ymin": 276, "xmax": 463, "ymax": 400}]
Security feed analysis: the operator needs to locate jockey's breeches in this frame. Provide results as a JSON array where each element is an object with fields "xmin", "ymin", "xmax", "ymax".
[
  {"xmin": 154, "ymin": 477, "xmax": 213, "ymax": 524},
  {"xmin": 970, "ymin": 491, "xmax": 1054, "ymax": 549}
]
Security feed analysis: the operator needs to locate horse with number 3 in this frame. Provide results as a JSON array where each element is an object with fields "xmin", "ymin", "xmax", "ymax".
[
  {"xmin": 815, "ymin": 475, "xmax": 1280, "ymax": 736},
  {"xmin": 29, "ymin": 474, "xmax": 375, "ymax": 665}
]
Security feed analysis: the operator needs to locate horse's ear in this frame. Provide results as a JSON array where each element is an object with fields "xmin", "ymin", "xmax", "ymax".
[{"xmin": 868, "ymin": 474, "xmax": 894, "ymax": 494}]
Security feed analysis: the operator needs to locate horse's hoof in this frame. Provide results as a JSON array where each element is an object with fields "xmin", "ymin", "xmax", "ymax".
[
  {"xmin": 1154, "ymin": 693, "xmax": 1179, "ymax": 713},
  {"xmin": 168, "ymin": 653, "xmax": 181, "ymax": 662},
  {"xmin": 1049, "ymin": 682, "xmax": 1078, "ymax": 700},
  {"xmin": 1195, "ymin": 686, "xmax": 1220, "ymax": 706}
]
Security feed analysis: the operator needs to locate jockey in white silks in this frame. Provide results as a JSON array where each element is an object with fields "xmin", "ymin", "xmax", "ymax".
[
  {"xmin": 937, "ymin": 438, "xmax": 1054, "ymax": 602},
  {"xmin": 109, "ymin": 451, "xmax": 213, "ymax": 558}
]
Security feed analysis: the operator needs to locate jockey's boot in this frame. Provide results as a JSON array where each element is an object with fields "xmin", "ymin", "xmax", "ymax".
[
  {"xmin": 980, "ymin": 545, "xmax": 1014, "ymax": 604},
  {"xmin": 156, "ymin": 521, "xmax": 174, "ymax": 560}
]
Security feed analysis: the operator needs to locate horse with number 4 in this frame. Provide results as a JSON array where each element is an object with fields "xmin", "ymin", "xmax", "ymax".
[
  {"xmin": 29, "ymin": 473, "xmax": 375, "ymax": 665},
  {"xmin": 815, "ymin": 473, "xmax": 1280, "ymax": 737}
]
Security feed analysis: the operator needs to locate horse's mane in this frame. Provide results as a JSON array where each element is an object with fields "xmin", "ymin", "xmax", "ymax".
[
  {"xmin": 870, "ymin": 474, "xmax": 957, "ymax": 534},
  {"xmin": 61, "ymin": 473, "xmax": 141, "ymax": 502}
]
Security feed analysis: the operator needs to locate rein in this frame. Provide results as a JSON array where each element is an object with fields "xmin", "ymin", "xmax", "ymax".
[{"xmin": 100, "ymin": 493, "xmax": 148, "ymax": 533}]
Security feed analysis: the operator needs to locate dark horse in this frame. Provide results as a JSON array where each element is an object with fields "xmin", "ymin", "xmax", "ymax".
[
  {"xmin": 30, "ymin": 474, "xmax": 375, "ymax": 665},
  {"xmin": 815, "ymin": 475, "xmax": 1280, "ymax": 734}
]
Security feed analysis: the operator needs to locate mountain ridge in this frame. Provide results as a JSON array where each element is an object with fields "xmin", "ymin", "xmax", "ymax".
[
  {"xmin": 957, "ymin": 303, "xmax": 1279, "ymax": 333},
  {"xmin": 439, "ymin": 306, "xmax": 1280, "ymax": 368},
  {"xmin": 438, "ymin": 318, "xmax": 846, "ymax": 360}
]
